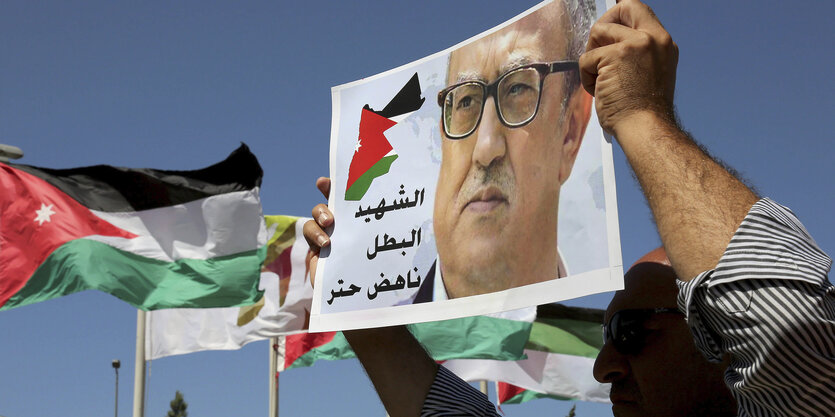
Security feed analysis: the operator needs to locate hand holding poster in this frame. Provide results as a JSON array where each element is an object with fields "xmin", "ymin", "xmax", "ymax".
[{"xmin": 311, "ymin": 0, "xmax": 621, "ymax": 331}]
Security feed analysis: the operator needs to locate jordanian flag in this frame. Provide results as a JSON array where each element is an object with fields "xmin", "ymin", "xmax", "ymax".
[
  {"xmin": 443, "ymin": 304, "xmax": 610, "ymax": 406},
  {"xmin": 278, "ymin": 314, "xmax": 533, "ymax": 371},
  {"xmin": 344, "ymin": 73, "xmax": 425, "ymax": 201},
  {"xmin": 0, "ymin": 144, "xmax": 267, "ymax": 311}
]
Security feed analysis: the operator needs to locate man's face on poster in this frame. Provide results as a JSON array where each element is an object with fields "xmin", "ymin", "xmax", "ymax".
[{"xmin": 433, "ymin": 2, "xmax": 591, "ymax": 298}]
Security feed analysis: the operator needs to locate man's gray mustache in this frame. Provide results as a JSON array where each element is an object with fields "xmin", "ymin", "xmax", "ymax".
[{"xmin": 458, "ymin": 161, "xmax": 515, "ymax": 204}]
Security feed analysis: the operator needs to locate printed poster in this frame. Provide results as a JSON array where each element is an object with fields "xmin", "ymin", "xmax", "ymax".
[{"xmin": 311, "ymin": 0, "xmax": 622, "ymax": 331}]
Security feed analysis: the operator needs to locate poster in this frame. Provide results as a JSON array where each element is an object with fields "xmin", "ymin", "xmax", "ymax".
[{"xmin": 311, "ymin": 0, "xmax": 621, "ymax": 332}]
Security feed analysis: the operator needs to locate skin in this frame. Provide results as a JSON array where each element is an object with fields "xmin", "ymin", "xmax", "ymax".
[
  {"xmin": 435, "ymin": 3, "xmax": 592, "ymax": 297},
  {"xmin": 305, "ymin": 179, "xmax": 437, "ymax": 417},
  {"xmin": 579, "ymin": 0, "xmax": 758, "ymax": 279},
  {"xmin": 593, "ymin": 250, "xmax": 736, "ymax": 417},
  {"xmin": 302, "ymin": 1, "xmax": 761, "ymax": 414}
]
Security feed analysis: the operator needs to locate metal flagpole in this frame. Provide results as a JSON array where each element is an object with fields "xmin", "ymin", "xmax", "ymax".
[
  {"xmin": 132, "ymin": 310, "xmax": 146, "ymax": 417},
  {"xmin": 112, "ymin": 359, "xmax": 121, "ymax": 417},
  {"xmin": 269, "ymin": 337, "xmax": 279, "ymax": 417},
  {"xmin": 479, "ymin": 380, "xmax": 488, "ymax": 395}
]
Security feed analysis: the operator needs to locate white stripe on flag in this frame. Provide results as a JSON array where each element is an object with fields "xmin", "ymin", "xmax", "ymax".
[
  {"xmin": 89, "ymin": 188, "xmax": 265, "ymax": 262},
  {"xmin": 443, "ymin": 350, "xmax": 610, "ymax": 403},
  {"xmin": 144, "ymin": 218, "xmax": 311, "ymax": 360}
]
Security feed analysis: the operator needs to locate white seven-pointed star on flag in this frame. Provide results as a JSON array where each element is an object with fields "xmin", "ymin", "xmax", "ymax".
[
  {"xmin": 354, "ymin": 138, "xmax": 362, "ymax": 153},
  {"xmin": 34, "ymin": 203, "xmax": 56, "ymax": 226}
]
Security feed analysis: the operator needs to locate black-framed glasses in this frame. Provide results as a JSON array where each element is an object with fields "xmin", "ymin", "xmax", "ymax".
[
  {"xmin": 437, "ymin": 61, "xmax": 579, "ymax": 139},
  {"xmin": 602, "ymin": 308, "xmax": 684, "ymax": 355}
]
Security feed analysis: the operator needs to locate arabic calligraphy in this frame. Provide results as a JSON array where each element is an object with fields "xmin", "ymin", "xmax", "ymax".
[
  {"xmin": 327, "ymin": 279, "xmax": 361, "ymax": 305},
  {"xmin": 367, "ymin": 267, "xmax": 421, "ymax": 299},
  {"xmin": 367, "ymin": 228, "xmax": 422, "ymax": 260},
  {"xmin": 355, "ymin": 185, "xmax": 425, "ymax": 223}
]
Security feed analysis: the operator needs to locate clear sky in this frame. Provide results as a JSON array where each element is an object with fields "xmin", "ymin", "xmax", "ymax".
[{"xmin": 1, "ymin": 1, "xmax": 833, "ymax": 416}]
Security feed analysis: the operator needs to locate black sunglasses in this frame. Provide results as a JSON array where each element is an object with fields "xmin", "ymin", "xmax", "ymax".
[{"xmin": 602, "ymin": 308, "xmax": 684, "ymax": 355}]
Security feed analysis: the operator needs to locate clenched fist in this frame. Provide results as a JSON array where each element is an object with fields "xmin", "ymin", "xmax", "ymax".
[{"xmin": 579, "ymin": 0, "xmax": 678, "ymax": 136}]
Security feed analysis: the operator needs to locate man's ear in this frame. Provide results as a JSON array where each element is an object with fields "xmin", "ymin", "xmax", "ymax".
[{"xmin": 559, "ymin": 88, "xmax": 593, "ymax": 184}]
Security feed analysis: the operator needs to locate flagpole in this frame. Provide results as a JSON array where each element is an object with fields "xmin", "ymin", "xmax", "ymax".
[
  {"xmin": 269, "ymin": 337, "xmax": 279, "ymax": 417},
  {"xmin": 479, "ymin": 380, "xmax": 488, "ymax": 395},
  {"xmin": 132, "ymin": 310, "xmax": 146, "ymax": 417}
]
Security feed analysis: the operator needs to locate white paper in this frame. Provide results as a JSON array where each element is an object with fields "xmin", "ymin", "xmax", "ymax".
[{"xmin": 311, "ymin": 0, "xmax": 622, "ymax": 331}]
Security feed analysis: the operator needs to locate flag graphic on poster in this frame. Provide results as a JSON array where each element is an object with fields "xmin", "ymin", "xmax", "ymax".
[
  {"xmin": 344, "ymin": 73, "xmax": 425, "ymax": 201},
  {"xmin": 442, "ymin": 304, "xmax": 610, "ymax": 405},
  {"xmin": 0, "ymin": 144, "xmax": 266, "ymax": 311},
  {"xmin": 146, "ymin": 215, "xmax": 313, "ymax": 360}
]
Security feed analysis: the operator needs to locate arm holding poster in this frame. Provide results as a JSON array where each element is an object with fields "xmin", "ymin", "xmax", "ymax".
[
  {"xmin": 306, "ymin": 178, "xmax": 448, "ymax": 417},
  {"xmin": 305, "ymin": 0, "xmax": 612, "ymax": 413},
  {"xmin": 579, "ymin": 0, "xmax": 757, "ymax": 279},
  {"xmin": 582, "ymin": 1, "xmax": 834, "ymax": 416},
  {"xmin": 310, "ymin": 0, "xmax": 619, "ymax": 332}
]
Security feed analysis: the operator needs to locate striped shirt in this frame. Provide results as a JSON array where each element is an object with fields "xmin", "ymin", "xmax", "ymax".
[
  {"xmin": 420, "ymin": 198, "xmax": 834, "ymax": 416},
  {"xmin": 677, "ymin": 198, "xmax": 834, "ymax": 416}
]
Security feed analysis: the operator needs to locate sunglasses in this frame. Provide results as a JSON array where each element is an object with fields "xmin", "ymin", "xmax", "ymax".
[{"xmin": 602, "ymin": 308, "xmax": 684, "ymax": 355}]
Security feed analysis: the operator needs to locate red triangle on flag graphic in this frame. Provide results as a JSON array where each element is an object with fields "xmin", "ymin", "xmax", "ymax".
[
  {"xmin": 0, "ymin": 164, "xmax": 138, "ymax": 306},
  {"xmin": 345, "ymin": 108, "xmax": 397, "ymax": 191}
]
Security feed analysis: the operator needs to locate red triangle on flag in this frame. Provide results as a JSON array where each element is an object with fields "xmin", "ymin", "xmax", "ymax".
[
  {"xmin": 284, "ymin": 331, "xmax": 337, "ymax": 369},
  {"xmin": 0, "ymin": 164, "xmax": 138, "ymax": 307},
  {"xmin": 498, "ymin": 382, "xmax": 529, "ymax": 405}
]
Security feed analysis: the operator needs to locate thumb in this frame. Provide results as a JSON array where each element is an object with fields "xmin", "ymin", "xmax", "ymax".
[{"xmin": 306, "ymin": 251, "xmax": 318, "ymax": 288}]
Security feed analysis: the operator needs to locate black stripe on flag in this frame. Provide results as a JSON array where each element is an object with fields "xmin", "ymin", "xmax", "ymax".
[{"xmin": 11, "ymin": 144, "xmax": 262, "ymax": 212}]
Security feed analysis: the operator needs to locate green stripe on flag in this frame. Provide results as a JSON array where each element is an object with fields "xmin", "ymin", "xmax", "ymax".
[
  {"xmin": 502, "ymin": 389, "xmax": 573, "ymax": 405},
  {"xmin": 287, "ymin": 332, "xmax": 356, "ymax": 369},
  {"xmin": 3, "ymin": 239, "xmax": 265, "ymax": 311},
  {"xmin": 526, "ymin": 318, "xmax": 603, "ymax": 359},
  {"xmin": 345, "ymin": 154, "xmax": 398, "ymax": 201},
  {"xmin": 285, "ymin": 315, "xmax": 532, "ymax": 371},
  {"xmin": 411, "ymin": 315, "xmax": 531, "ymax": 361}
]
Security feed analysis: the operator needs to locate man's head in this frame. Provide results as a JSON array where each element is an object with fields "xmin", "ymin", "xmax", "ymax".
[
  {"xmin": 433, "ymin": 1, "xmax": 595, "ymax": 298},
  {"xmin": 593, "ymin": 248, "xmax": 736, "ymax": 417}
]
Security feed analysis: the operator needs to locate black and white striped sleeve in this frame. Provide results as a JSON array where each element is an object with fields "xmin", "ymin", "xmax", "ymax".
[
  {"xmin": 420, "ymin": 366, "xmax": 500, "ymax": 416},
  {"xmin": 678, "ymin": 198, "xmax": 835, "ymax": 417}
]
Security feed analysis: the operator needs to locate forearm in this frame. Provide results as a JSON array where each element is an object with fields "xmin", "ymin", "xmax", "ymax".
[
  {"xmin": 614, "ymin": 111, "xmax": 758, "ymax": 279},
  {"xmin": 344, "ymin": 326, "xmax": 439, "ymax": 417},
  {"xmin": 581, "ymin": 1, "xmax": 758, "ymax": 278}
]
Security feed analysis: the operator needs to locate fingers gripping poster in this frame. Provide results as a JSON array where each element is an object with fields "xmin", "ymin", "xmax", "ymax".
[{"xmin": 311, "ymin": 0, "xmax": 622, "ymax": 331}]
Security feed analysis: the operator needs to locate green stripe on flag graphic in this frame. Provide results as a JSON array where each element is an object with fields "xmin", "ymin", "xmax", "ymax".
[{"xmin": 345, "ymin": 154, "xmax": 398, "ymax": 201}]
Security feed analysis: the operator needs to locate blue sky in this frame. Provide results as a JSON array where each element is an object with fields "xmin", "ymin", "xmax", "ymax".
[{"xmin": 1, "ymin": 1, "xmax": 833, "ymax": 416}]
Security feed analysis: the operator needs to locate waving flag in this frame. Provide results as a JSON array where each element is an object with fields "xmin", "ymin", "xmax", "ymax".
[
  {"xmin": 146, "ymin": 216, "xmax": 312, "ymax": 360},
  {"xmin": 344, "ymin": 73, "xmax": 425, "ymax": 201},
  {"xmin": 278, "ymin": 313, "xmax": 534, "ymax": 372},
  {"xmin": 443, "ymin": 304, "xmax": 610, "ymax": 405},
  {"xmin": 0, "ymin": 145, "xmax": 266, "ymax": 311}
]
